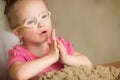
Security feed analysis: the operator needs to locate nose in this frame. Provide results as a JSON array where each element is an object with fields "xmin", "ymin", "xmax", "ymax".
[{"xmin": 37, "ymin": 21, "xmax": 44, "ymax": 28}]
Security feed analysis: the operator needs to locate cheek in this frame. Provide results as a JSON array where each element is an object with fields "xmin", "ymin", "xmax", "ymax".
[
  {"xmin": 47, "ymin": 19, "xmax": 52, "ymax": 27},
  {"xmin": 22, "ymin": 29, "xmax": 35, "ymax": 37},
  {"xmin": 22, "ymin": 31, "xmax": 37, "ymax": 42}
]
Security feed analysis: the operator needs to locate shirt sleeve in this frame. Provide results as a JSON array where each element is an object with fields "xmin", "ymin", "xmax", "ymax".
[
  {"xmin": 58, "ymin": 37, "xmax": 74, "ymax": 55},
  {"xmin": 8, "ymin": 49, "xmax": 26, "ymax": 70}
]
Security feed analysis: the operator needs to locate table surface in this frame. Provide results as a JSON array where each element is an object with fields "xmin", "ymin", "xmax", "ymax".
[{"xmin": 99, "ymin": 61, "xmax": 120, "ymax": 68}]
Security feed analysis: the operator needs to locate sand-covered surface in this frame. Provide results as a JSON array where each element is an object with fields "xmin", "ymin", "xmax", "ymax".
[{"xmin": 39, "ymin": 65, "xmax": 120, "ymax": 80}]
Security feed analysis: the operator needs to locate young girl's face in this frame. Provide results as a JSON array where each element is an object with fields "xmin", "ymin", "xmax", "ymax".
[{"xmin": 10, "ymin": 0, "xmax": 52, "ymax": 44}]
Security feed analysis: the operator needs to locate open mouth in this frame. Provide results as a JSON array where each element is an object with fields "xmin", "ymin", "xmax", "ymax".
[{"xmin": 41, "ymin": 30, "xmax": 47, "ymax": 35}]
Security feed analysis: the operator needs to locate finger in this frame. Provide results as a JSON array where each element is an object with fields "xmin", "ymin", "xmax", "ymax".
[
  {"xmin": 52, "ymin": 28, "xmax": 56, "ymax": 41},
  {"xmin": 49, "ymin": 29, "xmax": 57, "ymax": 51},
  {"xmin": 57, "ymin": 40, "xmax": 67, "ymax": 53},
  {"xmin": 49, "ymin": 28, "xmax": 55, "ymax": 44},
  {"xmin": 52, "ymin": 29, "xmax": 57, "ymax": 48},
  {"xmin": 57, "ymin": 40, "xmax": 64, "ymax": 48},
  {"xmin": 49, "ymin": 29, "xmax": 55, "ymax": 48},
  {"xmin": 57, "ymin": 41, "xmax": 64, "ymax": 52}
]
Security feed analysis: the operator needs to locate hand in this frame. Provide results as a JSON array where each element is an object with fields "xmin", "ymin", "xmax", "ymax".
[
  {"xmin": 48, "ymin": 29, "xmax": 59, "ymax": 62},
  {"xmin": 57, "ymin": 39, "xmax": 68, "ymax": 63}
]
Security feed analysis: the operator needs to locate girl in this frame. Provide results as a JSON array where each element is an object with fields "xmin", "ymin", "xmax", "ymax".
[{"xmin": 4, "ymin": 0, "xmax": 92, "ymax": 80}]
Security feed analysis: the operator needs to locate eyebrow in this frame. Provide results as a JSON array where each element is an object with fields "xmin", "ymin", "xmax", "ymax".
[
  {"xmin": 23, "ymin": 10, "xmax": 48, "ymax": 21},
  {"xmin": 38, "ymin": 10, "xmax": 48, "ymax": 17}
]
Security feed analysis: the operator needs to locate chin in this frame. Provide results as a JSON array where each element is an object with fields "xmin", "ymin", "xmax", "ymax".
[{"xmin": 39, "ymin": 37, "xmax": 49, "ymax": 43}]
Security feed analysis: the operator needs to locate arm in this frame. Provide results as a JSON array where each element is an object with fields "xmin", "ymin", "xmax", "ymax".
[
  {"xmin": 62, "ymin": 51, "xmax": 92, "ymax": 66},
  {"xmin": 10, "ymin": 54, "xmax": 57, "ymax": 80},
  {"xmin": 10, "ymin": 29, "xmax": 59, "ymax": 80}
]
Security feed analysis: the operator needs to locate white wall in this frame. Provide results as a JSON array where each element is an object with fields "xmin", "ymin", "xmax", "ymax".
[{"xmin": 0, "ymin": 0, "xmax": 120, "ymax": 64}]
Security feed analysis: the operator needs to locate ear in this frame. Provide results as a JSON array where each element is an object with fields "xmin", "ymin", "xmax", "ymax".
[
  {"xmin": 44, "ymin": 2, "xmax": 48, "ymax": 7},
  {"xmin": 12, "ymin": 30, "xmax": 23, "ymax": 39}
]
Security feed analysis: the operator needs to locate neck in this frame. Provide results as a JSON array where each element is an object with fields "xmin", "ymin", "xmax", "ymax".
[{"xmin": 23, "ymin": 42, "xmax": 48, "ymax": 57}]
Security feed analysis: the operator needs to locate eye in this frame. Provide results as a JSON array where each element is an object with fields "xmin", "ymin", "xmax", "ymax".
[
  {"xmin": 42, "ymin": 14, "xmax": 48, "ymax": 19},
  {"xmin": 26, "ymin": 18, "xmax": 37, "ymax": 27},
  {"xmin": 27, "ymin": 20, "xmax": 36, "ymax": 24},
  {"xmin": 41, "ymin": 12, "xmax": 49, "ymax": 20}
]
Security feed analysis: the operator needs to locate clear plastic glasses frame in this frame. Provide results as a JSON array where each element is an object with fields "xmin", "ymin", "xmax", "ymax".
[{"xmin": 13, "ymin": 10, "xmax": 50, "ymax": 31}]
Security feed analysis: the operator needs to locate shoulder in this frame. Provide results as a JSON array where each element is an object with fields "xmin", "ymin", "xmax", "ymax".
[
  {"xmin": 9, "ymin": 45, "xmax": 25, "ymax": 52},
  {"xmin": 8, "ymin": 45, "xmax": 29, "ymax": 69},
  {"xmin": 8, "ymin": 45, "xmax": 34, "ymax": 66},
  {"xmin": 57, "ymin": 37, "xmax": 72, "ymax": 46},
  {"xmin": 8, "ymin": 45, "xmax": 28, "ymax": 57}
]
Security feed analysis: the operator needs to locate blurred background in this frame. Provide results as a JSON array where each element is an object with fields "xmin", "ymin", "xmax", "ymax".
[{"xmin": 0, "ymin": 0, "xmax": 120, "ymax": 65}]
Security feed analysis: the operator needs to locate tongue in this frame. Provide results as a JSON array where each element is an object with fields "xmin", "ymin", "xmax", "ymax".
[{"xmin": 42, "ymin": 31, "xmax": 46, "ymax": 34}]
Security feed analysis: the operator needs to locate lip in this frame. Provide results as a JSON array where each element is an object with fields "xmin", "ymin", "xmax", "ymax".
[{"xmin": 40, "ymin": 30, "xmax": 47, "ymax": 36}]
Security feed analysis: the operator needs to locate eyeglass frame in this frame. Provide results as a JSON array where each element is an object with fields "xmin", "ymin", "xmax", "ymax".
[{"xmin": 13, "ymin": 10, "xmax": 51, "ymax": 31}]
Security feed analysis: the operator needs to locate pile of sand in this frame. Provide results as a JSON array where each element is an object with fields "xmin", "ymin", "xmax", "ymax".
[{"xmin": 39, "ymin": 65, "xmax": 120, "ymax": 80}]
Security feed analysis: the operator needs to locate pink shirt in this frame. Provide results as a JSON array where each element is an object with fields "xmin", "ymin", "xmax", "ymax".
[{"xmin": 8, "ymin": 37, "xmax": 74, "ymax": 76}]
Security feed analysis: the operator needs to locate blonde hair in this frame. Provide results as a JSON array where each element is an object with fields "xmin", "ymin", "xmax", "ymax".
[{"xmin": 3, "ymin": 0, "xmax": 46, "ymax": 30}]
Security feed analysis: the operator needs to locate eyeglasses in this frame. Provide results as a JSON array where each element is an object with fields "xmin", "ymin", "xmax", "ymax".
[{"xmin": 13, "ymin": 10, "xmax": 50, "ymax": 31}]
